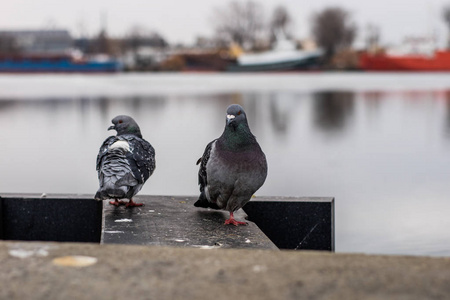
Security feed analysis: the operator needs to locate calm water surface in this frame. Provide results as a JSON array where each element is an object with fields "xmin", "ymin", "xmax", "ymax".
[{"xmin": 1, "ymin": 73, "xmax": 449, "ymax": 256}]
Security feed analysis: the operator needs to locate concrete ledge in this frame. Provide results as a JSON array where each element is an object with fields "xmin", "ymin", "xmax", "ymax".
[
  {"xmin": 1, "ymin": 194, "xmax": 334, "ymax": 251},
  {"xmin": 0, "ymin": 194, "xmax": 102, "ymax": 243},
  {"xmin": 244, "ymin": 196, "xmax": 334, "ymax": 251},
  {"xmin": 102, "ymin": 195, "xmax": 279, "ymax": 249},
  {"xmin": 0, "ymin": 241, "xmax": 449, "ymax": 299},
  {"xmin": 102, "ymin": 195, "xmax": 334, "ymax": 251}
]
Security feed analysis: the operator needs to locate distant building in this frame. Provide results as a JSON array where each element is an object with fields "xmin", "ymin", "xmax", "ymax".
[
  {"xmin": 0, "ymin": 30, "xmax": 72, "ymax": 55},
  {"xmin": 121, "ymin": 32, "xmax": 169, "ymax": 70}
]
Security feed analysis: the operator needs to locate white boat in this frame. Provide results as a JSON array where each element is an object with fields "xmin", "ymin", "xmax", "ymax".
[{"xmin": 227, "ymin": 35, "xmax": 323, "ymax": 72}]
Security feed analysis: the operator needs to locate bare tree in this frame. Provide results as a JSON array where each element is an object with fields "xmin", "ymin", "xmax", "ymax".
[
  {"xmin": 312, "ymin": 7, "xmax": 356, "ymax": 60},
  {"xmin": 366, "ymin": 23, "xmax": 380, "ymax": 52},
  {"xmin": 443, "ymin": 6, "xmax": 450, "ymax": 48},
  {"xmin": 95, "ymin": 29, "xmax": 111, "ymax": 54},
  {"xmin": 126, "ymin": 26, "xmax": 148, "ymax": 53},
  {"xmin": 124, "ymin": 25, "xmax": 167, "ymax": 52},
  {"xmin": 270, "ymin": 5, "xmax": 292, "ymax": 39},
  {"xmin": 211, "ymin": 1, "xmax": 265, "ymax": 50}
]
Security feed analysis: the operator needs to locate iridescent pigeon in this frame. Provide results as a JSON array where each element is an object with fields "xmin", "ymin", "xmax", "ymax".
[
  {"xmin": 195, "ymin": 104, "xmax": 268, "ymax": 225},
  {"xmin": 95, "ymin": 115, "xmax": 155, "ymax": 207}
]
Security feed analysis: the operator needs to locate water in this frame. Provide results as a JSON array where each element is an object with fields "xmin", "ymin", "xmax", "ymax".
[{"xmin": 1, "ymin": 73, "xmax": 450, "ymax": 256}]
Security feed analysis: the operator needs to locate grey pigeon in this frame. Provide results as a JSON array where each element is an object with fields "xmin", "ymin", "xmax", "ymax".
[
  {"xmin": 195, "ymin": 104, "xmax": 268, "ymax": 225},
  {"xmin": 95, "ymin": 115, "xmax": 155, "ymax": 207}
]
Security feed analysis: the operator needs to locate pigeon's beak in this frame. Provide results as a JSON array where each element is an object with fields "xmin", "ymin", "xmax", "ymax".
[
  {"xmin": 108, "ymin": 125, "xmax": 115, "ymax": 131},
  {"xmin": 226, "ymin": 114, "xmax": 235, "ymax": 126}
]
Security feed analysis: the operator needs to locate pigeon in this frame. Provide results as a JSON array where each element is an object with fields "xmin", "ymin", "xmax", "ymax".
[
  {"xmin": 195, "ymin": 104, "xmax": 268, "ymax": 225},
  {"xmin": 95, "ymin": 115, "xmax": 155, "ymax": 207}
]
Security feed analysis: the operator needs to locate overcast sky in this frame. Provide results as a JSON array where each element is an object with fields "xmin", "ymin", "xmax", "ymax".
[{"xmin": 2, "ymin": 0, "xmax": 450, "ymax": 47}]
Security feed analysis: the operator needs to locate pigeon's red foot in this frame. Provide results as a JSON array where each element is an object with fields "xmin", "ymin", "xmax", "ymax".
[
  {"xmin": 125, "ymin": 199, "xmax": 144, "ymax": 208},
  {"xmin": 109, "ymin": 200, "xmax": 127, "ymax": 206},
  {"xmin": 224, "ymin": 212, "xmax": 247, "ymax": 226}
]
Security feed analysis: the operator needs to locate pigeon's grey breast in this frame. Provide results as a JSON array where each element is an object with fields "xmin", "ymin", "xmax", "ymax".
[{"xmin": 203, "ymin": 138, "xmax": 267, "ymax": 211}]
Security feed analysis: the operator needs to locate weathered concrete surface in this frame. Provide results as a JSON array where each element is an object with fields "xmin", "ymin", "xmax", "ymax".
[
  {"xmin": 1, "ymin": 241, "xmax": 449, "ymax": 300},
  {"xmin": 102, "ymin": 195, "xmax": 278, "ymax": 250}
]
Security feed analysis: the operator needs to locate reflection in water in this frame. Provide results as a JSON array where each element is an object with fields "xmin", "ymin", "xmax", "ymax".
[
  {"xmin": 1, "ymin": 79, "xmax": 450, "ymax": 257},
  {"xmin": 362, "ymin": 91, "xmax": 383, "ymax": 110},
  {"xmin": 313, "ymin": 91, "xmax": 355, "ymax": 134},
  {"xmin": 269, "ymin": 98, "xmax": 289, "ymax": 133},
  {"xmin": 0, "ymin": 99, "xmax": 15, "ymax": 110},
  {"xmin": 97, "ymin": 97, "xmax": 111, "ymax": 123},
  {"xmin": 444, "ymin": 91, "xmax": 450, "ymax": 138},
  {"xmin": 268, "ymin": 94, "xmax": 294, "ymax": 134}
]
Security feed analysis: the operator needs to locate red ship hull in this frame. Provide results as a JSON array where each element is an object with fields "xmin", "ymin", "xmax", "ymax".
[{"xmin": 360, "ymin": 51, "xmax": 450, "ymax": 71}]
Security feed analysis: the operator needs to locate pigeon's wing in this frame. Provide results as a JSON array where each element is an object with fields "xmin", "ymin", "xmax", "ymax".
[
  {"xmin": 197, "ymin": 139, "xmax": 216, "ymax": 188},
  {"xmin": 96, "ymin": 136, "xmax": 119, "ymax": 171},
  {"xmin": 124, "ymin": 136, "xmax": 156, "ymax": 184},
  {"xmin": 194, "ymin": 139, "xmax": 221, "ymax": 209}
]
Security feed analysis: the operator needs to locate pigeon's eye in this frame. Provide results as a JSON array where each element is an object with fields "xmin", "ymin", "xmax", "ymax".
[
  {"xmin": 118, "ymin": 120, "xmax": 123, "ymax": 124},
  {"xmin": 237, "ymin": 111, "xmax": 242, "ymax": 115}
]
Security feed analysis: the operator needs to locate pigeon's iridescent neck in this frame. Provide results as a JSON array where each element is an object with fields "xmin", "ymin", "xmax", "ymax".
[
  {"xmin": 117, "ymin": 127, "xmax": 142, "ymax": 138},
  {"xmin": 221, "ymin": 123, "xmax": 256, "ymax": 151}
]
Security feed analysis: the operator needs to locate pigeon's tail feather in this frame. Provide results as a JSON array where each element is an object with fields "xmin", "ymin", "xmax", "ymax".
[
  {"xmin": 95, "ymin": 180, "xmax": 128, "ymax": 200},
  {"xmin": 105, "ymin": 188, "xmax": 127, "ymax": 199},
  {"xmin": 194, "ymin": 193, "xmax": 220, "ymax": 209},
  {"xmin": 94, "ymin": 190, "xmax": 103, "ymax": 201}
]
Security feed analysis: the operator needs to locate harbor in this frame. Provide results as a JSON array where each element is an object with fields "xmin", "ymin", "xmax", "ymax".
[{"xmin": 2, "ymin": 1, "xmax": 450, "ymax": 298}]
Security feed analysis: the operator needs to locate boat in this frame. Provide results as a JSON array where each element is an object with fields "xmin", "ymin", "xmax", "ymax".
[
  {"xmin": 0, "ymin": 53, "xmax": 122, "ymax": 73},
  {"xmin": 226, "ymin": 35, "xmax": 323, "ymax": 72},
  {"xmin": 359, "ymin": 50, "xmax": 450, "ymax": 71},
  {"xmin": 360, "ymin": 36, "xmax": 450, "ymax": 71}
]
